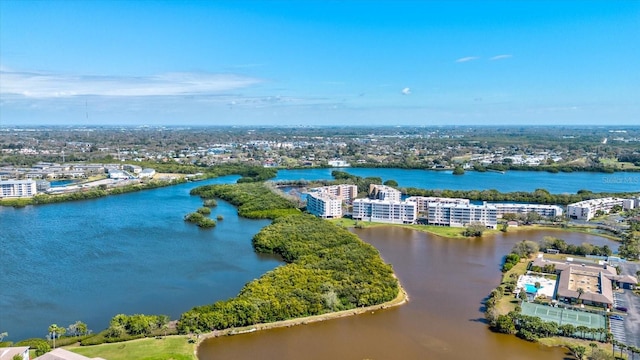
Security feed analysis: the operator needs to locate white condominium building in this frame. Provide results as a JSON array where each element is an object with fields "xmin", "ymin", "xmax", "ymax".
[
  {"xmin": 0, "ymin": 179, "xmax": 37, "ymax": 198},
  {"xmin": 567, "ymin": 197, "xmax": 635, "ymax": 220},
  {"xmin": 428, "ymin": 203, "xmax": 498, "ymax": 229},
  {"xmin": 352, "ymin": 198, "xmax": 417, "ymax": 224},
  {"xmin": 368, "ymin": 184, "xmax": 402, "ymax": 202},
  {"xmin": 307, "ymin": 192, "xmax": 343, "ymax": 218},
  {"xmin": 491, "ymin": 203, "xmax": 563, "ymax": 218},
  {"xmin": 310, "ymin": 184, "xmax": 358, "ymax": 204},
  {"xmin": 406, "ymin": 196, "xmax": 470, "ymax": 213}
]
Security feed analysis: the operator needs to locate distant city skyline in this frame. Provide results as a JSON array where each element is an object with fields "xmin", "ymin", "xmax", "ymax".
[{"xmin": 1, "ymin": 1, "xmax": 638, "ymax": 126}]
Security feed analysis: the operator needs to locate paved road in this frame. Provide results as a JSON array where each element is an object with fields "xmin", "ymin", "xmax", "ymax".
[{"xmin": 617, "ymin": 261, "xmax": 639, "ymax": 348}]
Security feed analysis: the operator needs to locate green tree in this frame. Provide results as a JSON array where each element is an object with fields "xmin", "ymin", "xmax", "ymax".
[
  {"xmin": 452, "ymin": 166, "xmax": 465, "ymax": 175},
  {"xmin": 569, "ymin": 344, "xmax": 586, "ymax": 360},
  {"xmin": 382, "ymin": 179, "xmax": 398, "ymax": 187},
  {"xmin": 48, "ymin": 324, "xmax": 65, "ymax": 349},
  {"xmin": 463, "ymin": 223, "xmax": 486, "ymax": 237},
  {"xmin": 35, "ymin": 341, "xmax": 51, "ymax": 356}
]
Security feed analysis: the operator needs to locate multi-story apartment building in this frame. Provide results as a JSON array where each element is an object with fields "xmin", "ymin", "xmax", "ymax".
[
  {"xmin": 0, "ymin": 179, "xmax": 37, "ymax": 198},
  {"xmin": 405, "ymin": 196, "xmax": 470, "ymax": 213},
  {"xmin": 306, "ymin": 191, "xmax": 343, "ymax": 219},
  {"xmin": 368, "ymin": 184, "xmax": 401, "ymax": 202},
  {"xmin": 492, "ymin": 203, "xmax": 563, "ymax": 218},
  {"xmin": 427, "ymin": 203, "xmax": 498, "ymax": 229},
  {"xmin": 310, "ymin": 184, "xmax": 358, "ymax": 204},
  {"xmin": 352, "ymin": 198, "xmax": 417, "ymax": 224},
  {"xmin": 567, "ymin": 197, "xmax": 635, "ymax": 220}
]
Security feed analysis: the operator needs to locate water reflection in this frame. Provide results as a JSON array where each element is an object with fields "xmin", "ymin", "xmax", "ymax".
[{"xmin": 199, "ymin": 228, "xmax": 615, "ymax": 360}]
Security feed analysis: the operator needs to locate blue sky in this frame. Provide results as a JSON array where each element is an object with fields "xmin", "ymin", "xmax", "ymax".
[{"xmin": 1, "ymin": 1, "xmax": 638, "ymax": 126}]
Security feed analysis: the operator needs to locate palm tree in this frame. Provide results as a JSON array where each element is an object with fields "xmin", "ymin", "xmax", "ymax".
[
  {"xmin": 589, "ymin": 343, "xmax": 597, "ymax": 357},
  {"xmin": 0, "ymin": 331, "xmax": 7, "ymax": 342},
  {"xmin": 576, "ymin": 325, "xmax": 589, "ymax": 339},
  {"xmin": 48, "ymin": 324, "xmax": 65, "ymax": 349},
  {"xmin": 605, "ymin": 331, "xmax": 614, "ymax": 344},
  {"xmin": 576, "ymin": 287, "xmax": 585, "ymax": 304},
  {"xmin": 619, "ymin": 343, "xmax": 627, "ymax": 359}
]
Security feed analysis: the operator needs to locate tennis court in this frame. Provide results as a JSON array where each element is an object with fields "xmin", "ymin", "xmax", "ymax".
[{"xmin": 521, "ymin": 302, "xmax": 606, "ymax": 329}]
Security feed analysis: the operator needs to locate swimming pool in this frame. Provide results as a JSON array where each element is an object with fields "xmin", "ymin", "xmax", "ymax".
[{"xmin": 525, "ymin": 284, "xmax": 539, "ymax": 293}]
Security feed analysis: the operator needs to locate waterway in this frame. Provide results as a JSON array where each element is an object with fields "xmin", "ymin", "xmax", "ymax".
[
  {"xmin": 0, "ymin": 168, "xmax": 629, "ymax": 352},
  {"xmin": 273, "ymin": 168, "xmax": 640, "ymax": 193},
  {"xmin": 198, "ymin": 228, "xmax": 615, "ymax": 360},
  {"xmin": 0, "ymin": 175, "xmax": 281, "ymax": 341}
]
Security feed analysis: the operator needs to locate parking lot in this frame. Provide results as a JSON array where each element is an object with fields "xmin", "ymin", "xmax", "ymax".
[
  {"xmin": 615, "ymin": 261, "xmax": 640, "ymax": 349},
  {"xmin": 611, "ymin": 292, "xmax": 627, "ymax": 345}
]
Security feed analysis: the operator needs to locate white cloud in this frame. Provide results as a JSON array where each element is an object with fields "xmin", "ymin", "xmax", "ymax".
[
  {"xmin": 401, "ymin": 87, "xmax": 411, "ymax": 95},
  {"xmin": 0, "ymin": 69, "xmax": 262, "ymax": 98},
  {"xmin": 455, "ymin": 56, "xmax": 479, "ymax": 63},
  {"xmin": 490, "ymin": 54, "xmax": 513, "ymax": 60}
]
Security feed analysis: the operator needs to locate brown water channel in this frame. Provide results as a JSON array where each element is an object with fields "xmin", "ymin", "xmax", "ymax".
[{"xmin": 199, "ymin": 228, "xmax": 616, "ymax": 360}]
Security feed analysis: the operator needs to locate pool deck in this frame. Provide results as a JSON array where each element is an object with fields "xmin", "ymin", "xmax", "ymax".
[{"xmin": 516, "ymin": 273, "xmax": 557, "ymax": 299}]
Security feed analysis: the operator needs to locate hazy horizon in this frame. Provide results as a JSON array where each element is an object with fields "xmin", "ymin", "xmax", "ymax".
[{"xmin": 1, "ymin": 1, "xmax": 639, "ymax": 126}]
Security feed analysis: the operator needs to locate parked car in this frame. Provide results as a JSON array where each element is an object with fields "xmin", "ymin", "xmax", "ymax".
[
  {"xmin": 611, "ymin": 315, "xmax": 624, "ymax": 321},
  {"xmin": 615, "ymin": 306, "xmax": 627, "ymax": 312}
]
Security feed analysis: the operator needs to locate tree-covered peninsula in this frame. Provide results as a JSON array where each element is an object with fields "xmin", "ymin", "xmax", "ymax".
[{"xmin": 178, "ymin": 183, "xmax": 400, "ymax": 333}]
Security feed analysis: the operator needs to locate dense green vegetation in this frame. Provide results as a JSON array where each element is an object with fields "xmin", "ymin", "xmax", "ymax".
[
  {"xmin": 462, "ymin": 223, "xmax": 486, "ymax": 237},
  {"xmin": 196, "ymin": 207, "xmax": 211, "ymax": 215},
  {"xmin": 190, "ymin": 183, "xmax": 300, "ymax": 219},
  {"xmin": 184, "ymin": 212, "xmax": 216, "ymax": 228},
  {"xmin": 618, "ymin": 218, "xmax": 640, "ymax": 260},
  {"xmin": 178, "ymin": 214, "xmax": 399, "ymax": 333},
  {"xmin": 538, "ymin": 236, "xmax": 612, "ymax": 257},
  {"xmin": 134, "ymin": 162, "xmax": 277, "ymax": 183},
  {"xmin": 0, "ymin": 163, "xmax": 275, "ymax": 208},
  {"xmin": 180, "ymin": 182, "xmax": 398, "ymax": 333},
  {"xmin": 0, "ymin": 178, "xmax": 185, "ymax": 207},
  {"xmin": 79, "ymin": 314, "xmax": 175, "ymax": 346},
  {"xmin": 403, "ymin": 187, "xmax": 639, "ymax": 206}
]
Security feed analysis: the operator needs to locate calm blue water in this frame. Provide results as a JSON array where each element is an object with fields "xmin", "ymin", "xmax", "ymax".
[
  {"xmin": 0, "ymin": 168, "xmax": 633, "ymax": 341},
  {"xmin": 525, "ymin": 284, "xmax": 538, "ymax": 293},
  {"xmin": 50, "ymin": 180, "xmax": 76, "ymax": 187},
  {"xmin": 0, "ymin": 176, "xmax": 282, "ymax": 341},
  {"xmin": 274, "ymin": 168, "xmax": 640, "ymax": 193}
]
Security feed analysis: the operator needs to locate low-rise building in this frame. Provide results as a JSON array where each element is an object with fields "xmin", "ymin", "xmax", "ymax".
[
  {"xmin": 427, "ymin": 203, "xmax": 498, "ymax": 229},
  {"xmin": 307, "ymin": 191, "xmax": 343, "ymax": 219},
  {"xmin": 138, "ymin": 168, "xmax": 156, "ymax": 179},
  {"xmin": 0, "ymin": 347, "xmax": 29, "ymax": 360},
  {"xmin": 531, "ymin": 255, "xmax": 638, "ymax": 308},
  {"xmin": 33, "ymin": 348, "xmax": 106, "ymax": 360},
  {"xmin": 310, "ymin": 184, "xmax": 358, "ymax": 204},
  {"xmin": 492, "ymin": 203, "xmax": 563, "ymax": 218},
  {"xmin": 567, "ymin": 197, "xmax": 634, "ymax": 220},
  {"xmin": 0, "ymin": 179, "xmax": 37, "ymax": 198},
  {"xmin": 405, "ymin": 196, "xmax": 469, "ymax": 213},
  {"xmin": 368, "ymin": 184, "xmax": 401, "ymax": 202},
  {"xmin": 352, "ymin": 198, "xmax": 417, "ymax": 224},
  {"xmin": 108, "ymin": 169, "xmax": 130, "ymax": 180}
]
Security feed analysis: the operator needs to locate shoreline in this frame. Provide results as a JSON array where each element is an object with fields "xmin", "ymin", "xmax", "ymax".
[{"xmin": 194, "ymin": 281, "xmax": 409, "ymax": 358}]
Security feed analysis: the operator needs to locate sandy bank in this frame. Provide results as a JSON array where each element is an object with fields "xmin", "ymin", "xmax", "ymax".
[{"xmin": 194, "ymin": 282, "xmax": 409, "ymax": 356}]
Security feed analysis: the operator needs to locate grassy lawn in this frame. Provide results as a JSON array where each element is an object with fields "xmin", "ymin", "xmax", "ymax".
[
  {"xmin": 538, "ymin": 336, "xmax": 614, "ymax": 357},
  {"xmin": 66, "ymin": 336, "xmax": 196, "ymax": 360},
  {"xmin": 599, "ymin": 157, "xmax": 639, "ymax": 170},
  {"xmin": 495, "ymin": 260, "xmax": 528, "ymax": 315},
  {"xmin": 330, "ymin": 218, "xmax": 485, "ymax": 238}
]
